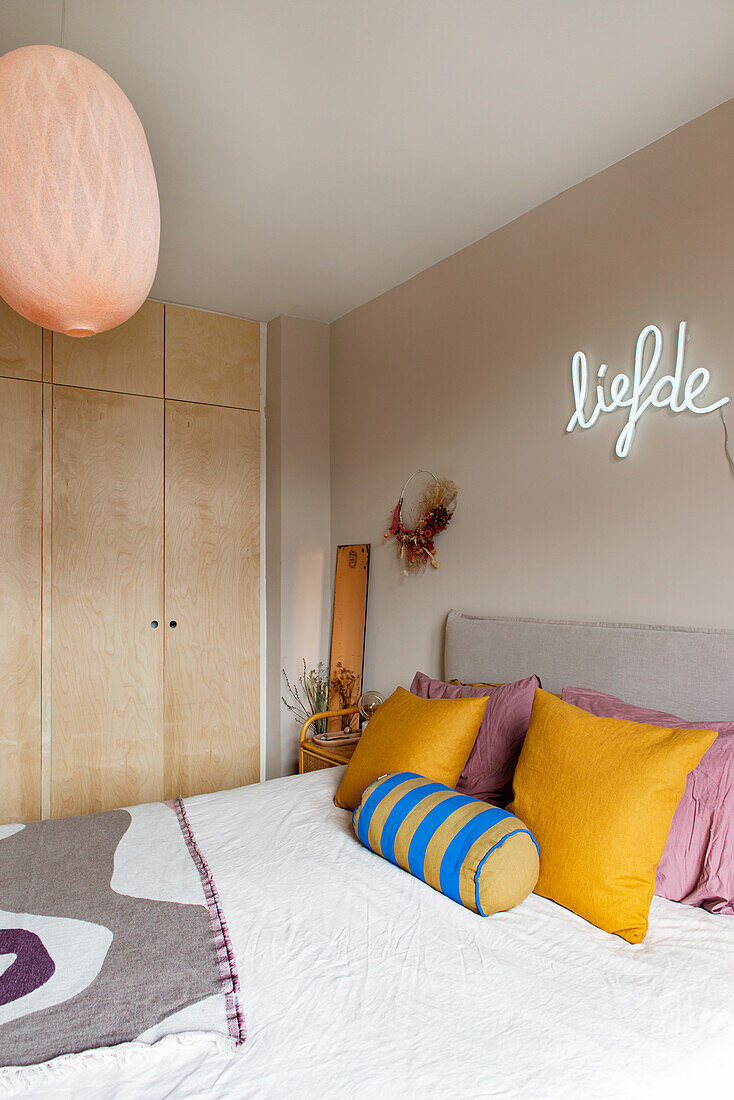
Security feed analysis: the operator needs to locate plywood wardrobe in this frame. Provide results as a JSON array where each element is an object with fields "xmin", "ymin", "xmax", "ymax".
[{"xmin": 0, "ymin": 297, "xmax": 260, "ymax": 825}]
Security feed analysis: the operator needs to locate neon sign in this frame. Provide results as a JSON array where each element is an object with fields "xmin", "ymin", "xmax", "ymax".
[{"xmin": 566, "ymin": 322, "xmax": 729, "ymax": 457}]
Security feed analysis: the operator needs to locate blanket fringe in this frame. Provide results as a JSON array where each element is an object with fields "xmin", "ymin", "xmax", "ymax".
[
  {"xmin": 0, "ymin": 1031, "xmax": 237, "ymax": 1093},
  {"xmin": 170, "ymin": 797, "xmax": 246, "ymax": 1045}
]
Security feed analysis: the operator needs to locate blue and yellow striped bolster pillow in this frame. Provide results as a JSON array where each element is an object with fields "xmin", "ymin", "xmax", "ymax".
[{"xmin": 353, "ymin": 773, "xmax": 540, "ymax": 915}]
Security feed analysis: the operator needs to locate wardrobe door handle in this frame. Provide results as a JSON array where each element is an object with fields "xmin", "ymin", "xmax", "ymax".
[
  {"xmin": 151, "ymin": 621, "xmax": 159, "ymax": 629},
  {"xmin": 169, "ymin": 620, "xmax": 177, "ymax": 629}
]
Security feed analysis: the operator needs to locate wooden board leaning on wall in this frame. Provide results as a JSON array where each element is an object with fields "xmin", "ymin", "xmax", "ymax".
[{"xmin": 327, "ymin": 544, "xmax": 370, "ymax": 732}]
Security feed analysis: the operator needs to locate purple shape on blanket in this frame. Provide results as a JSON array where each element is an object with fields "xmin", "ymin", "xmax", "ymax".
[{"xmin": 0, "ymin": 929, "xmax": 55, "ymax": 1006}]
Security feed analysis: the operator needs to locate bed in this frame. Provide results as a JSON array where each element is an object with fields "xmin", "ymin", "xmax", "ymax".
[{"xmin": 3, "ymin": 613, "xmax": 734, "ymax": 1098}]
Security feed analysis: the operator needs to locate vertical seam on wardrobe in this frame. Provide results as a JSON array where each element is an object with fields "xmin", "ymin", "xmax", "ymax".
[
  {"xmin": 162, "ymin": 305, "xmax": 167, "ymax": 799},
  {"xmin": 40, "ymin": 331, "xmax": 53, "ymax": 819}
]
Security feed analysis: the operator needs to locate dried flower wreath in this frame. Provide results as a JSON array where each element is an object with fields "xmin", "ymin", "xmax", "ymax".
[{"xmin": 385, "ymin": 469, "xmax": 458, "ymax": 575}]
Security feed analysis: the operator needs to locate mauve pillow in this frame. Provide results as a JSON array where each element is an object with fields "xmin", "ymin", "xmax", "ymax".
[
  {"xmin": 410, "ymin": 672, "xmax": 539, "ymax": 805},
  {"xmin": 562, "ymin": 686, "xmax": 734, "ymax": 915}
]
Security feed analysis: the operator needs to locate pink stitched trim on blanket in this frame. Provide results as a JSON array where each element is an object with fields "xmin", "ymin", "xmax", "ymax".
[{"xmin": 168, "ymin": 797, "xmax": 246, "ymax": 1045}]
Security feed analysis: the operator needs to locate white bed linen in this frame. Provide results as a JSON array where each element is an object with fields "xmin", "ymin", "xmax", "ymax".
[{"xmin": 3, "ymin": 767, "xmax": 734, "ymax": 1100}]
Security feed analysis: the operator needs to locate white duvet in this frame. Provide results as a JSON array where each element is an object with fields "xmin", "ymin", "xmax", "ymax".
[{"xmin": 3, "ymin": 767, "xmax": 734, "ymax": 1100}]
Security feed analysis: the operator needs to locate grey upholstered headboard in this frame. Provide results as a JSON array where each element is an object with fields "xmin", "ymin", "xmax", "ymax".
[{"xmin": 444, "ymin": 611, "xmax": 734, "ymax": 720}]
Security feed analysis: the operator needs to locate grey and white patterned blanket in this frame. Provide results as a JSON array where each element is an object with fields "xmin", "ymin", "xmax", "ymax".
[{"xmin": 0, "ymin": 798, "xmax": 244, "ymax": 1071}]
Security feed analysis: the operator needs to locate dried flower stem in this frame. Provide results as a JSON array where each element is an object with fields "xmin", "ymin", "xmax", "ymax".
[{"xmin": 282, "ymin": 659, "xmax": 330, "ymax": 734}]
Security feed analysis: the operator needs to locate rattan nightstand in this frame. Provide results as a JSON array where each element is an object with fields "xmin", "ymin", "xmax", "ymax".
[{"xmin": 299, "ymin": 706, "xmax": 360, "ymax": 774}]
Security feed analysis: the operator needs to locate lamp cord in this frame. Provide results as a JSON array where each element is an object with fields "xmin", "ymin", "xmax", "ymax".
[
  {"xmin": 720, "ymin": 408, "xmax": 734, "ymax": 480},
  {"xmin": 60, "ymin": 0, "xmax": 66, "ymax": 48}
]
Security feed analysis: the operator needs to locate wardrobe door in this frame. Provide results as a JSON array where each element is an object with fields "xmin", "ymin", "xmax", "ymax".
[
  {"xmin": 0, "ymin": 297, "xmax": 42, "ymax": 381},
  {"xmin": 0, "ymin": 378, "xmax": 42, "ymax": 825},
  {"xmin": 53, "ymin": 300, "xmax": 164, "ymax": 397},
  {"xmin": 164, "ymin": 400, "xmax": 260, "ymax": 798},
  {"xmin": 51, "ymin": 387, "xmax": 164, "ymax": 816},
  {"xmin": 165, "ymin": 305, "xmax": 260, "ymax": 409}
]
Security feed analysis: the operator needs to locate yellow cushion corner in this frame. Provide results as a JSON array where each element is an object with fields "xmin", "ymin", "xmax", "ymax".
[{"xmin": 334, "ymin": 686, "xmax": 487, "ymax": 811}]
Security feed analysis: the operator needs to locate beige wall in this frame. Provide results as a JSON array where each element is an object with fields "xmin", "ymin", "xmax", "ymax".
[
  {"xmin": 266, "ymin": 316, "xmax": 331, "ymax": 775},
  {"xmin": 330, "ymin": 98, "xmax": 734, "ymax": 697}
]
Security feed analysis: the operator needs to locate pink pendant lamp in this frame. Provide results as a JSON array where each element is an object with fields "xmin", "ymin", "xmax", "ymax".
[{"xmin": 0, "ymin": 45, "xmax": 160, "ymax": 337}]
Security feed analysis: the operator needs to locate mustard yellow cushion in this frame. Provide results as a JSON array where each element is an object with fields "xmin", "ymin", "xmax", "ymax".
[
  {"xmin": 508, "ymin": 690, "xmax": 717, "ymax": 944},
  {"xmin": 334, "ymin": 686, "xmax": 488, "ymax": 811}
]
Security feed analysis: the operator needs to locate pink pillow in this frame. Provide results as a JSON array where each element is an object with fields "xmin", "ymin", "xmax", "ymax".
[
  {"xmin": 562, "ymin": 687, "xmax": 734, "ymax": 915},
  {"xmin": 410, "ymin": 672, "xmax": 539, "ymax": 806}
]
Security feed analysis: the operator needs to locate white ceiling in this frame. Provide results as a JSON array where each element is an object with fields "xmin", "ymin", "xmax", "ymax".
[{"xmin": 3, "ymin": 1, "xmax": 734, "ymax": 323}]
